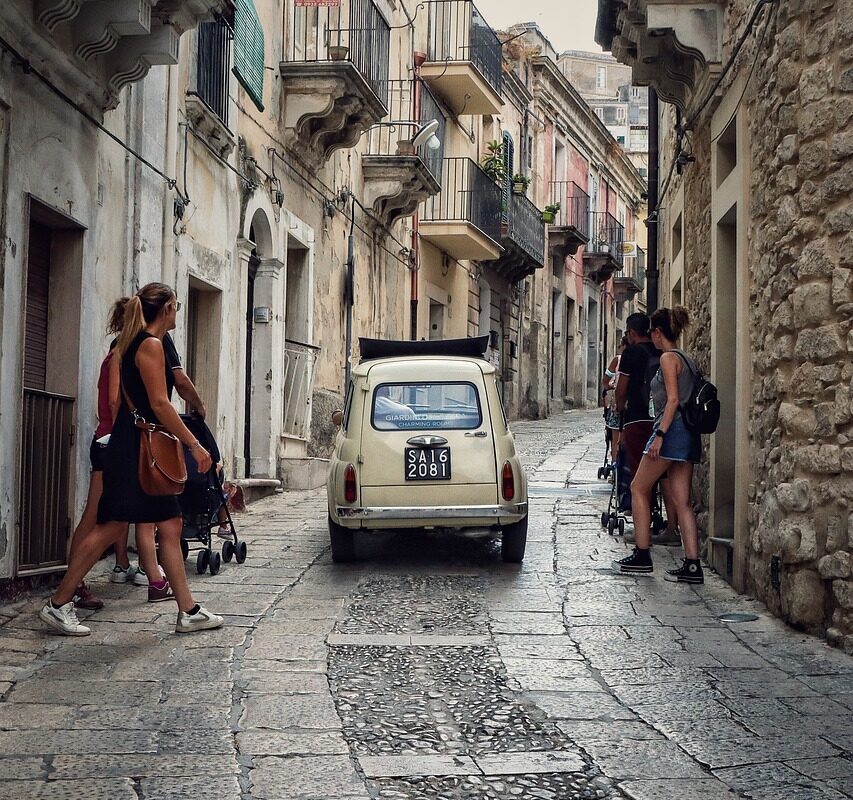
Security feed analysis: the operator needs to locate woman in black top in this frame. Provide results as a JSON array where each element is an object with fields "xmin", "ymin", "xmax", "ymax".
[{"xmin": 41, "ymin": 283, "xmax": 224, "ymax": 636}]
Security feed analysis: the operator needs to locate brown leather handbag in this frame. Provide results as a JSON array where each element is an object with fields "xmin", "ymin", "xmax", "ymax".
[{"xmin": 121, "ymin": 382, "xmax": 187, "ymax": 496}]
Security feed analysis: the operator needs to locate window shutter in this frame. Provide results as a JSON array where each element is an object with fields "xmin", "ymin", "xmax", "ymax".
[
  {"xmin": 233, "ymin": 0, "xmax": 264, "ymax": 111},
  {"xmin": 501, "ymin": 132, "xmax": 514, "ymax": 221}
]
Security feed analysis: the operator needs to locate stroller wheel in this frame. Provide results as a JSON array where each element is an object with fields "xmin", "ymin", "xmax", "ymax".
[
  {"xmin": 597, "ymin": 467, "xmax": 605, "ymax": 480},
  {"xmin": 607, "ymin": 517, "xmax": 618, "ymax": 536},
  {"xmin": 600, "ymin": 511, "xmax": 609, "ymax": 529},
  {"xmin": 618, "ymin": 518, "xmax": 626, "ymax": 536},
  {"xmin": 209, "ymin": 551, "xmax": 221, "ymax": 576},
  {"xmin": 196, "ymin": 549, "xmax": 210, "ymax": 575},
  {"xmin": 180, "ymin": 538, "xmax": 189, "ymax": 562},
  {"xmin": 235, "ymin": 540, "xmax": 248, "ymax": 564},
  {"xmin": 222, "ymin": 540, "xmax": 235, "ymax": 563}
]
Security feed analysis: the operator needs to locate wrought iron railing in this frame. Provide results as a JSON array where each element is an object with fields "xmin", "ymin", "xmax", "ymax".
[
  {"xmin": 505, "ymin": 192, "xmax": 545, "ymax": 266},
  {"xmin": 588, "ymin": 211, "xmax": 624, "ymax": 266},
  {"xmin": 427, "ymin": 0, "xmax": 503, "ymax": 97},
  {"xmin": 422, "ymin": 157, "xmax": 502, "ymax": 243},
  {"xmin": 365, "ymin": 79, "xmax": 446, "ymax": 182},
  {"xmin": 18, "ymin": 389, "xmax": 74, "ymax": 574},
  {"xmin": 636, "ymin": 245, "xmax": 646, "ymax": 289},
  {"xmin": 548, "ymin": 181, "xmax": 590, "ymax": 239},
  {"xmin": 288, "ymin": 0, "xmax": 390, "ymax": 105},
  {"xmin": 192, "ymin": 18, "xmax": 232, "ymax": 125},
  {"xmin": 283, "ymin": 339, "xmax": 320, "ymax": 440}
]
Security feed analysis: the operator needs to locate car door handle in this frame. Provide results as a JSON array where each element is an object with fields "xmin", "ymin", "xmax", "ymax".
[{"xmin": 465, "ymin": 431, "xmax": 487, "ymax": 437}]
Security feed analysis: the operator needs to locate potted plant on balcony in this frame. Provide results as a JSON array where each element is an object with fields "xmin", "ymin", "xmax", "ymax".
[
  {"xmin": 328, "ymin": 42, "xmax": 349, "ymax": 61},
  {"xmin": 542, "ymin": 202, "xmax": 560, "ymax": 224},
  {"xmin": 511, "ymin": 173, "xmax": 530, "ymax": 195},
  {"xmin": 481, "ymin": 140, "xmax": 505, "ymax": 184}
]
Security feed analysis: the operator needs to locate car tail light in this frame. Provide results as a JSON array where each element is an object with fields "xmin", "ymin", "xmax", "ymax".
[
  {"xmin": 502, "ymin": 461, "xmax": 515, "ymax": 501},
  {"xmin": 344, "ymin": 464, "xmax": 358, "ymax": 503}
]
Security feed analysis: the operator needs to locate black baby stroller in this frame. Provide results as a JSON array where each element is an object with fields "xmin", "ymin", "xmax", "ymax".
[
  {"xmin": 598, "ymin": 426, "xmax": 615, "ymax": 481},
  {"xmin": 600, "ymin": 438, "xmax": 667, "ymax": 537},
  {"xmin": 179, "ymin": 414, "xmax": 247, "ymax": 575}
]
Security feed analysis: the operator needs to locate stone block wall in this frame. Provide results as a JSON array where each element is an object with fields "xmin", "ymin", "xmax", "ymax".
[{"xmin": 663, "ymin": 0, "xmax": 853, "ymax": 643}]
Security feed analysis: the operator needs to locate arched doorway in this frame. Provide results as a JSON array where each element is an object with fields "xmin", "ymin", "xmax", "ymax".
[{"xmin": 244, "ymin": 209, "xmax": 275, "ymax": 478}]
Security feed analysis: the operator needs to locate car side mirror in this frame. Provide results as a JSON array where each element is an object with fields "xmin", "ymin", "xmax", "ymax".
[{"xmin": 331, "ymin": 410, "xmax": 343, "ymax": 428}]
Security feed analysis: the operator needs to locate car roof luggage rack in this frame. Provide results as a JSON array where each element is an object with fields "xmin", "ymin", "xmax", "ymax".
[{"xmin": 358, "ymin": 336, "xmax": 490, "ymax": 361}]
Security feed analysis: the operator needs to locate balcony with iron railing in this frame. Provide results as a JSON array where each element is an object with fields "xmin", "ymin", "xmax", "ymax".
[
  {"xmin": 547, "ymin": 181, "xmax": 590, "ymax": 260},
  {"xmin": 583, "ymin": 211, "xmax": 625, "ymax": 283},
  {"xmin": 279, "ymin": 0, "xmax": 390, "ymax": 161},
  {"xmin": 362, "ymin": 80, "xmax": 445, "ymax": 225},
  {"xmin": 420, "ymin": 157, "xmax": 503, "ymax": 261},
  {"xmin": 614, "ymin": 243, "xmax": 645, "ymax": 301},
  {"xmin": 421, "ymin": 0, "xmax": 503, "ymax": 116},
  {"xmin": 483, "ymin": 190, "xmax": 546, "ymax": 282}
]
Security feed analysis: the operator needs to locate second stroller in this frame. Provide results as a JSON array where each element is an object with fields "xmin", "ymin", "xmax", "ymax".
[{"xmin": 179, "ymin": 414, "xmax": 248, "ymax": 575}]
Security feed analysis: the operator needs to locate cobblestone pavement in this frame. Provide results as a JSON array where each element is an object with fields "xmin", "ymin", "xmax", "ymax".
[{"xmin": 2, "ymin": 410, "xmax": 853, "ymax": 799}]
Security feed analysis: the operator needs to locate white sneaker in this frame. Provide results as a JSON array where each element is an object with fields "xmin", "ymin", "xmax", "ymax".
[
  {"xmin": 110, "ymin": 564, "xmax": 136, "ymax": 583},
  {"xmin": 216, "ymin": 525, "xmax": 232, "ymax": 540},
  {"xmin": 175, "ymin": 606, "xmax": 224, "ymax": 634},
  {"xmin": 40, "ymin": 601, "xmax": 91, "ymax": 636},
  {"xmin": 133, "ymin": 565, "xmax": 165, "ymax": 587}
]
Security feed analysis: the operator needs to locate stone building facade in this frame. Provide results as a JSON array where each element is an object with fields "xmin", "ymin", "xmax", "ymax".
[
  {"xmin": 0, "ymin": 0, "xmax": 644, "ymax": 583},
  {"xmin": 597, "ymin": 0, "xmax": 853, "ymax": 646}
]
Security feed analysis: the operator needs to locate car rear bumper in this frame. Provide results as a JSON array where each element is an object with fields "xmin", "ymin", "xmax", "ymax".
[{"xmin": 334, "ymin": 502, "xmax": 527, "ymax": 528}]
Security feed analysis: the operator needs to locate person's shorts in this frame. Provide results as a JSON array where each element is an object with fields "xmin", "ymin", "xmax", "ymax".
[
  {"xmin": 89, "ymin": 436, "xmax": 107, "ymax": 472},
  {"xmin": 645, "ymin": 414, "xmax": 702, "ymax": 464},
  {"xmin": 605, "ymin": 408, "xmax": 621, "ymax": 429}
]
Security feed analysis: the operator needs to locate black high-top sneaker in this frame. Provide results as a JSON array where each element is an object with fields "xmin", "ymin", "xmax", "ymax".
[
  {"xmin": 611, "ymin": 547, "xmax": 654, "ymax": 575},
  {"xmin": 664, "ymin": 559, "xmax": 704, "ymax": 584}
]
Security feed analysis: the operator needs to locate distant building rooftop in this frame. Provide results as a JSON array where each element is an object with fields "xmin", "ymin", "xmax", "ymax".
[{"xmin": 559, "ymin": 50, "xmax": 619, "ymax": 63}]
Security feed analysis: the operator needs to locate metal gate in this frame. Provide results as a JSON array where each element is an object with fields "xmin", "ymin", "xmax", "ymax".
[{"xmin": 18, "ymin": 389, "xmax": 74, "ymax": 574}]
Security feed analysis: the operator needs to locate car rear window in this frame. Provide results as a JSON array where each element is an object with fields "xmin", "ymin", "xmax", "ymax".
[{"xmin": 372, "ymin": 382, "xmax": 482, "ymax": 431}]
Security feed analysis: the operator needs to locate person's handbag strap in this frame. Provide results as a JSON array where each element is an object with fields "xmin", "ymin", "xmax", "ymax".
[{"xmin": 120, "ymin": 374, "xmax": 155, "ymax": 430}]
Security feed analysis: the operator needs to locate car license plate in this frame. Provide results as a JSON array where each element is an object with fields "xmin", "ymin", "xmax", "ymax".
[{"xmin": 405, "ymin": 447, "xmax": 451, "ymax": 481}]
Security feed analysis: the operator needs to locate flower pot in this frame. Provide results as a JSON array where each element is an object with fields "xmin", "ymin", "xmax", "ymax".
[
  {"xmin": 512, "ymin": 182, "xmax": 527, "ymax": 195},
  {"xmin": 328, "ymin": 45, "xmax": 349, "ymax": 61},
  {"xmin": 396, "ymin": 139, "xmax": 416, "ymax": 155},
  {"xmin": 542, "ymin": 212, "xmax": 555, "ymax": 224}
]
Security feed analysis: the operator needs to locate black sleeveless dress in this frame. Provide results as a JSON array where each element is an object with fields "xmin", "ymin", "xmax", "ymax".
[{"xmin": 97, "ymin": 332, "xmax": 181, "ymax": 524}]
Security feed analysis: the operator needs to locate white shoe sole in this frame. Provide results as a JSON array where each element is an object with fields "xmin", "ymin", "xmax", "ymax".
[
  {"xmin": 174, "ymin": 617, "xmax": 224, "ymax": 634},
  {"xmin": 109, "ymin": 573, "xmax": 130, "ymax": 584},
  {"xmin": 39, "ymin": 607, "xmax": 90, "ymax": 636}
]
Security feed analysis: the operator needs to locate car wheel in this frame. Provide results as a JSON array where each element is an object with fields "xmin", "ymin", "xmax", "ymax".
[
  {"xmin": 328, "ymin": 515, "xmax": 356, "ymax": 563},
  {"xmin": 501, "ymin": 515, "xmax": 528, "ymax": 563}
]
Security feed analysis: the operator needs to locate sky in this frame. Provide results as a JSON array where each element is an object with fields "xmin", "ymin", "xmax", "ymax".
[{"xmin": 476, "ymin": 0, "xmax": 603, "ymax": 55}]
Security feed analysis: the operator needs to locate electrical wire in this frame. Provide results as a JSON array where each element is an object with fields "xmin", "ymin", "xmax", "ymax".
[
  {"xmin": 185, "ymin": 123, "xmax": 256, "ymax": 188},
  {"xmin": 0, "ymin": 33, "xmax": 186, "ymax": 201},
  {"xmin": 710, "ymin": 1, "xmax": 776, "ymax": 144}
]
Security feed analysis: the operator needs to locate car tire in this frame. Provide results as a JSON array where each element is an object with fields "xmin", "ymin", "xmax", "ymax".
[
  {"xmin": 328, "ymin": 515, "xmax": 356, "ymax": 563},
  {"xmin": 501, "ymin": 515, "xmax": 528, "ymax": 563}
]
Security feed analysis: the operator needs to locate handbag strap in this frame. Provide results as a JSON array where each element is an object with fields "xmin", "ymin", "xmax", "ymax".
[{"xmin": 119, "ymin": 372, "xmax": 155, "ymax": 430}]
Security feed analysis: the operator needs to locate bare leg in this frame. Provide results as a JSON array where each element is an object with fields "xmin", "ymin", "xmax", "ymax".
[
  {"xmin": 660, "ymin": 477, "xmax": 679, "ymax": 534},
  {"xmin": 611, "ymin": 430, "xmax": 620, "ymax": 464},
  {"xmin": 665, "ymin": 461, "xmax": 699, "ymax": 559},
  {"xmin": 630, "ymin": 456, "xmax": 673, "ymax": 549},
  {"xmin": 134, "ymin": 523, "xmax": 162, "ymax": 581},
  {"xmin": 156, "ymin": 517, "xmax": 195, "ymax": 613},
  {"xmin": 113, "ymin": 524, "xmax": 132, "ymax": 570},
  {"xmin": 67, "ymin": 471, "xmax": 102, "ymax": 561},
  {"xmin": 53, "ymin": 523, "xmax": 127, "ymax": 605}
]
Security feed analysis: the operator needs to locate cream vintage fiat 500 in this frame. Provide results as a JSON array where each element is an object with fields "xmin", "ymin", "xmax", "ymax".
[{"xmin": 327, "ymin": 337, "xmax": 528, "ymax": 563}]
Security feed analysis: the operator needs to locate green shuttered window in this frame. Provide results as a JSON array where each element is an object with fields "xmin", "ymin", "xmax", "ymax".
[{"xmin": 233, "ymin": 0, "xmax": 265, "ymax": 111}]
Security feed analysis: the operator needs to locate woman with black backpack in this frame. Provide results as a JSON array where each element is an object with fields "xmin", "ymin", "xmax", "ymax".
[{"xmin": 612, "ymin": 306, "xmax": 704, "ymax": 585}]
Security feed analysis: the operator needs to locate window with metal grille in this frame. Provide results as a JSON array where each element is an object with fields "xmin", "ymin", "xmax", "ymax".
[
  {"xmin": 233, "ymin": 0, "xmax": 264, "ymax": 111},
  {"xmin": 501, "ymin": 131, "xmax": 514, "ymax": 221},
  {"xmin": 194, "ymin": 18, "xmax": 232, "ymax": 125}
]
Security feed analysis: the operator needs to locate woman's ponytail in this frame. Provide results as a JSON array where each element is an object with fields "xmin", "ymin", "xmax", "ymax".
[
  {"xmin": 116, "ymin": 296, "xmax": 145, "ymax": 358},
  {"xmin": 670, "ymin": 306, "xmax": 691, "ymax": 340},
  {"xmin": 107, "ymin": 297, "xmax": 130, "ymax": 335}
]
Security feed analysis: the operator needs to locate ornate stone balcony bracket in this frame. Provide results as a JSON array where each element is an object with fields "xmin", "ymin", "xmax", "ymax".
[
  {"xmin": 279, "ymin": 62, "xmax": 389, "ymax": 164},
  {"xmin": 185, "ymin": 94, "xmax": 236, "ymax": 157},
  {"xmin": 18, "ymin": 0, "xmax": 230, "ymax": 115},
  {"xmin": 598, "ymin": 0, "xmax": 724, "ymax": 110},
  {"xmin": 361, "ymin": 155, "xmax": 441, "ymax": 227}
]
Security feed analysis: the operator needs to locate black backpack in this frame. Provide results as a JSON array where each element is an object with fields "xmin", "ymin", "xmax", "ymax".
[{"xmin": 673, "ymin": 352, "xmax": 720, "ymax": 434}]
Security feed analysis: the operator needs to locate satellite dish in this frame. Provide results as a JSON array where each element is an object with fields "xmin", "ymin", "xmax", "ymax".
[{"xmin": 412, "ymin": 118, "xmax": 441, "ymax": 150}]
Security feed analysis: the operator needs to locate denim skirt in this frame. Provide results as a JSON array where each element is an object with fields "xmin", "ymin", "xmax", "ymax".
[{"xmin": 644, "ymin": 413, "xmax": 701, "ymax": 463}]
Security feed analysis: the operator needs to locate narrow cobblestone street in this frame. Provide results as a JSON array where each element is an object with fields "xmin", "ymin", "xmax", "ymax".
[{"xmin": 2, "ymin": 411, "xmax": 853, "ymax": 800}]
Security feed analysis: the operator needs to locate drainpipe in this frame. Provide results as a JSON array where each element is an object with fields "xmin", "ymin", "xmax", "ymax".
[
  {"xmin": 161, "ymin": 64, "xmax": 179, "ymax": 287},
  {"xmin": 646, "ymin": 88, "xmax": 659, "ymax": 312},
  {"xmin": 410, "ymin": 51, "xmax": 427, "ymax": 341}
]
